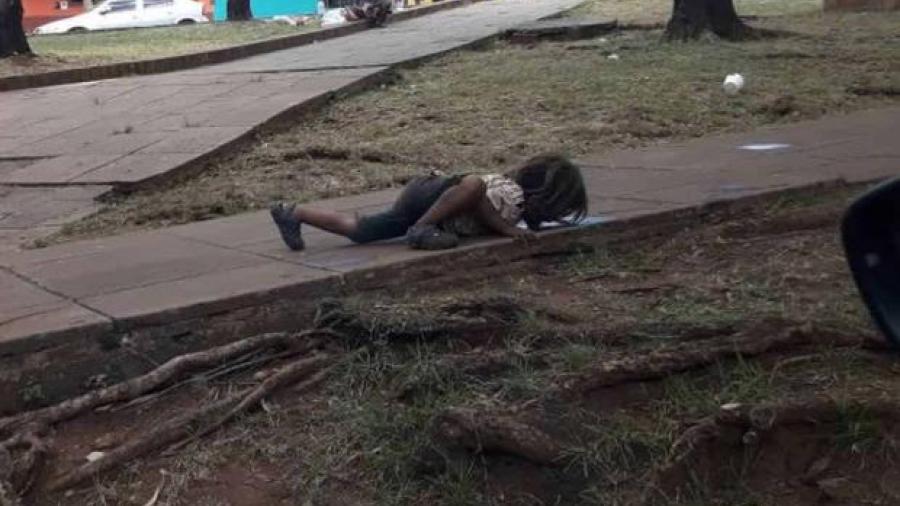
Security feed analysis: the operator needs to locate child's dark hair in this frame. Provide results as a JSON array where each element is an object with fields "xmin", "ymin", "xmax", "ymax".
[{"xmin": 509, "ymin": 154, "xmax": 588, "ymax": 231}]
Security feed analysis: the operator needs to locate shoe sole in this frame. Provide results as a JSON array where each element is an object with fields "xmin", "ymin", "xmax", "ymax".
[{"xmin": 270, "ymin": 206, "xmax": 305, "ymax": 251}]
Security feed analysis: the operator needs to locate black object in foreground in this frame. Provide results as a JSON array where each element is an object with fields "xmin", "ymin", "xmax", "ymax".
[{"xmin": 843, "ymin": 176, "xmax": 900, "ymax": 347}]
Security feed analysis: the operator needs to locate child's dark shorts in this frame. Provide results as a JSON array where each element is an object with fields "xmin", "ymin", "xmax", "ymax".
[{"xmin": 348, "ymin": 174, "xmax": 463, "ymax": 244}]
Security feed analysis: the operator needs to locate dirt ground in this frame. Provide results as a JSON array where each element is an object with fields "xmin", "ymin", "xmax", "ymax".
[
  {"xmin": 38, "ymin": 3, "xmax": 900, "ymax": 247},
  {"xmin": 6, "ymin": 181, "xmax": 900, "ymax": 506}
]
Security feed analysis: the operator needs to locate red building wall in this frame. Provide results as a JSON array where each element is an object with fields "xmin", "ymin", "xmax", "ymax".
[{"xmin": 23, "ymin": 0, "xmax": 85, "ymax": 32}]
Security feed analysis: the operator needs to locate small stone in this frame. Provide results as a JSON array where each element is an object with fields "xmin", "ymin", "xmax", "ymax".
[
  {"xmin": 741, "ymin": 429, "xmax": 759, "ymax": 445},
  {"xmin": 86, "ymin": 451, "xmax": 106, "ymax": 462},
  {"xmin": 817, "ymin": 477, "xmax": 856, "ymax": 500}
]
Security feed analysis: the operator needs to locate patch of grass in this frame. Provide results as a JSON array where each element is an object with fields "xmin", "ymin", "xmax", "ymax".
[
  {"xmin": 562, "ymin": 414, "xmax": 670, "ymax": 482},
  {"xmin": 0, "ymin": 21, "xmax": 318, "ymax": 78},
  {"xmin": 566, "ymin": 246, "xmax": 662, "ymax": 279},
  {"xmin": 425, "ymin": 462, "xmax": 487, "ymax": 506},
  {"xmin": 834, "ymin": 402, "xmax": 882, "ymax": 454},
  {"xmin": 648, "ymin": 291, "xmax": 746, "ymax": 329},
  {"xmin": 494, "ymin": 353, "xmax": 548, "ymax": 401},
  {"xmin": 554, "ymin": 342, "xmax": 604, "ymax": 374},
  {"xmin": 659, "ymin": 356, "xmax": 773, "ymax": 418},
  {"xmin": 44, "ymin": 7, "xmax": 900, "ymax": 244}
]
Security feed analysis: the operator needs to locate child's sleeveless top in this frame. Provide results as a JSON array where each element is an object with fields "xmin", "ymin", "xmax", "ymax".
[{"xmin": 441, "ymin": 174, "xmax": 524, "ymax": 236}]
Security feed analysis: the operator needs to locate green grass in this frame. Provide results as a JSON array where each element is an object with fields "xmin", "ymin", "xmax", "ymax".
[
  {"xmin": 659, "ymin": 357, "xmax": 774, "ymax": 418},
  {"xmin": 0, "ymin": 21, "xmax": 318, "ymax": 77}
]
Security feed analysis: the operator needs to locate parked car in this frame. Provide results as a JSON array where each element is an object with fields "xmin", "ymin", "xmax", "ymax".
[{"xmin": 32, "ymin": 0, "xmax": 208, "ymax": 34}]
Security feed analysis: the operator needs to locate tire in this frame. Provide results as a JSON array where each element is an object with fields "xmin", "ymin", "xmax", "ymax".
[
  {"xmin": 67, "ymin": 26, "xmax": 88, "ymax": 33},
  {"xmin": 177, "ymin": 18, "xmax": 196, "ymax": 25}
]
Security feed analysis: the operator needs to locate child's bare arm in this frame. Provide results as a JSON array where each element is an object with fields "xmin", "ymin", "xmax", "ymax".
[{"xmin": 475, "ymin": 196, "xmax": 534, "ymax": 240}]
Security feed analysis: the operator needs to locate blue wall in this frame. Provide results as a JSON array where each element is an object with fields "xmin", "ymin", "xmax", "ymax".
[{"xmin": 214, "ymin": 0, "xmax": 317, "ymax": 21}]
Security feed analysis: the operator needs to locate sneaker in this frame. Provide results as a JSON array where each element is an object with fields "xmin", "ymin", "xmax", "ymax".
[
  {"xmin": 406, "ymin": 224, "xmax": 459, "ymax": 250},
  {"xmin": 270, "ymin": 203, "xmax": 304, "ymax": 251}
]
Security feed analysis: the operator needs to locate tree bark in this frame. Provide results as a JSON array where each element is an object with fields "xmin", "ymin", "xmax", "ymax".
[
  {"xmin": 226, "ymin": 0, "xmax": 252, "ymax": 21},
  {"xmin": 664, "ymin": 0, "xmax": 752, "ymax": 41},
  {"xmin": 0, "ymin": 0, "xmax": 32, "ymax": 58}
]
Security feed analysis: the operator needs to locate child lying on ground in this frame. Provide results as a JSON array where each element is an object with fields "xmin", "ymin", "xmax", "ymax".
[{"xmin": 270, "ymin": 154, "xmax": 588, "ymax": 251}]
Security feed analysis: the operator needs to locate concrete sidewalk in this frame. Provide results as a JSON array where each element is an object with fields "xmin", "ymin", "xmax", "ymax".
[
  {"xmin": 0, "ymin": 0, "xmax": 582, "ymax": 253},
  {"xmin": 1, "ymin": 107, "xmax": 897, "ymax": 357}
]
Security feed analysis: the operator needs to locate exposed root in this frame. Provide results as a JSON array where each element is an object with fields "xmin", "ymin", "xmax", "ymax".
[
  {"xmin": 0, "ymin": 433, "xmax": 45, "ymax": 505},
  {"xmin": 48, "ymin": 353, "xmax": 335, "ymax": 492},
  {"xmin": 562, "ymin": 322, "xmax": 884, "ymax": 397},
  {"xmin": 431, "ymin": 407, "xmax": 564, "ymax": 465},
  {"xmin": 0, "ymin": 329, "xmax": 332, "ymax": 437},
  {"xmin": 651, "ymin": 397, "xmax": 900, "ymax": 502},
  {"xmin": 0, "ymin": 445, "xmax": 16, "ymax": 506}
]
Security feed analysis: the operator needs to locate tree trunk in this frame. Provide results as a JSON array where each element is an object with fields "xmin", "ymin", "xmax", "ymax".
[
  {"xmin": 0, "ymin": 0, "xmax": 32, "ymax": 58},
  {"xmin": 665, "ymin": 0, "xmax": 752, "ymax": 41},
  {"xmin": 226, "ymin": 0, "xmax": 251, "ymax": 21}
]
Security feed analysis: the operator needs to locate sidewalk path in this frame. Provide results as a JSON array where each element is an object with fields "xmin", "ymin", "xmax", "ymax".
[
  {"xmin": 0, "ymin": 0, "xmax": 582, "ymax": 252},
  {"xmin": 1, "ymin": 107, "xmax": 897, "ymax": 353}
]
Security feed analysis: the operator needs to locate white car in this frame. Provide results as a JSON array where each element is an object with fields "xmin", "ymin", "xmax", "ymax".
[{"xmin": 33, "ymin": 0, "xmax": 208, "ymax": 34}]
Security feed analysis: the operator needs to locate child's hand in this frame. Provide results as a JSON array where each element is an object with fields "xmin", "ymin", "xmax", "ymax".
[{"xmin": 507, "ymin": 227, "xmax": 537, "ymax": 243}]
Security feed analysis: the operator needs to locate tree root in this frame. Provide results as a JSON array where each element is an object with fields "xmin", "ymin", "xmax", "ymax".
[
  {"xmin": 431, "ymin": 407, "xmax": 564, "ymax": 465},
  {"xmin": 562, "ymin": 321, "xmax": 884, "ymax": 397},
  {"xmin": 48, "ymin": 353, "xmax": 336, "ymax": 492},
  {"xmin": 0, "ymin": 329, "xmax": 333, "ymax": 437},
  {"xmin": 650, "ymin": 397, "xmax": 900, "ymax": 502},
  {"xmin": 0, "ymin": 432, "xmax": 45, "ymax": 506}
]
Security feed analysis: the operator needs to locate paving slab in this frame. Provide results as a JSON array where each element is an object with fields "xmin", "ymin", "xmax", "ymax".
[
  {"xmin": 81, "ymin": 261, "xmax": 337, "ymax": 326},
  {"xmin": 0, "ymin": 231, "xmax": 274, "ymax": 299},
  {"xmin": 0, "ymin": 268, "xmax": 111, "ymax": 351},
  {"xmin": 0, "ymin": 185, "xmax": 110, "ymax": 254},
  {"xmin": 0, "ymin": 0, "xmax": 582, "ymax": 253}
]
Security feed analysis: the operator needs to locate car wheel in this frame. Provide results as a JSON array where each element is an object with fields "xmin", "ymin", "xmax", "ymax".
[
  {"xmin": 177, "ymin": 19, "xmax": 196, "ymax": 25},
  {"xmin": 68, "ymin": 26, "xmax": 88, "ymax": 33}
]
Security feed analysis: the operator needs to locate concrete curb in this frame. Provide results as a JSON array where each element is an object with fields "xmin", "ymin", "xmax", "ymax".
[
  {"xmin": 0, "ymin": 176, "xmax": 878, "ymax": 413},
  {"xmin": 1, "ymin": 0, "xmax": 480, "ymax": 93}
]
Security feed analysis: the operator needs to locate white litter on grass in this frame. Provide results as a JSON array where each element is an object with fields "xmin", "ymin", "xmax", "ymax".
[
  {"xmin": 607, "ymin": 53, "xmax": 620, "ymax": 61},
  {"xmin": 738, "ymin": 143, "xmax": 792, "ymax": 151},
  {"xmin": 321, "ymin": 8, "xmax": 347, "ymax": 26},
  {"xmin": 723, "ymin": 73, "xmax": 745, "ymax": 95},
  {"xmin": 86, "ymin": 451, "xmax": 106, "ymax": 462},
  {"xmin": 267, "ymin": 15, "xmax": 314, "ymax": 26}
]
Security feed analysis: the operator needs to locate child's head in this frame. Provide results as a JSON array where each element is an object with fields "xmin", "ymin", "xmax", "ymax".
[{"xmin": 509, "ymin": 154, "xmax": 588, "ymax": 231}]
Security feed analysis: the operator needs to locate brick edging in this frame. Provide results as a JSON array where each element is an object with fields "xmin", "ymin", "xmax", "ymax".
[{"xmin": 0, "ymin": 0, "xmax": 479, "ymax": 93}]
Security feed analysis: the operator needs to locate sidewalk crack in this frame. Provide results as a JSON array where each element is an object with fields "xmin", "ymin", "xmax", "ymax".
[{"xmin": 0, "ymin": 265, "xmax": 114, "ymax": 321}]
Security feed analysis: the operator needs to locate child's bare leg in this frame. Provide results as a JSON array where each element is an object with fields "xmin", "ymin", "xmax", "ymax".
[
  {"xmin": 414, "ymin": 175, "xmax": 484, "ymax": 227},
  {"xmin": 291, "ymin": 206, "xmax": 359, "ymax": 237},
  {"xmin": 271, "ymin": 203, "xmax": 360, "ymax": 251}
]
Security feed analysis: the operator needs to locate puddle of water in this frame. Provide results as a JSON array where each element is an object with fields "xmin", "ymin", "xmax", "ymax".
[{"xmin": 518, "ymin": 215, "xmax": 610, "ymax": 230}]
